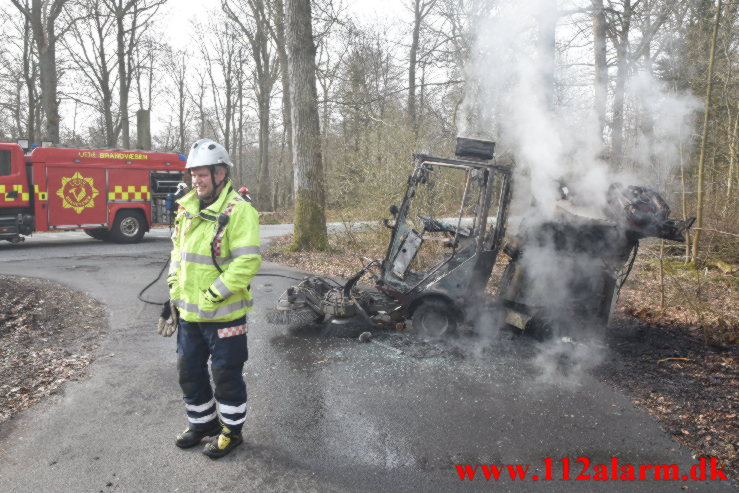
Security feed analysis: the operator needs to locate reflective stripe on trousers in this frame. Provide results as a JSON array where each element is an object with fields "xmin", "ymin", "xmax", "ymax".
[{"xmin": 176, "ymin": 317, "xmax": 248, "ymax": 431}]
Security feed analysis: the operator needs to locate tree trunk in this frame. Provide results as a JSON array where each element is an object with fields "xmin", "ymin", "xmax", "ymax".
[
  {"xmin": 409, "ymin": 0, "xmax": 421, "ymax": 133},
  {"xmin": 257, "ymin": 88, "xmax": 273, "ymax": 211},
  {"xmin": 116, "ymin": 10, "xmax": 129, "ymax": 148},
  {"xmin": 679, "ymin": 138, "xmax": 690, "ymax": 262},
  {"xmin": 21, "ymin": 13, "xmax": 37, "ymax": 143},
  {"xmin": 223, "ymin": 0, "xmax": 275, "ymax": 209},
  {"xmin": 281, "ymin": 66, "xmax": 294, "ymax": 202},
  {"xmin": 136, "ymin": 109, "xmax": 151, "ymax": 150},
  {"xmin": 611, "ymin": 0, "xmax": 632, "ymax": 169},
  {"xmin": 592, "ymin": 0, "xmax": 608, "ymax": 141},
  {"xmin": 29, "ymin": 0, "xmax": 62, "ymax": 143},
  {"xmin": 178, "ymin": 57, "xmax": 187, "ymax": 152},
  {"xmin": 197, "ymin": 77, "xmax": 206, "ymax": 137},
  {"xmin": 272, "ymin": 0, "xmax": 293, "ymax": 200},
  {"xmin": 13, "ymin": 80, "xmax": 23, "ymax": 139},
  {"xmin": 727, "ymin": 109, "xmax": 738, "ymax": 200},
  {"xmin": 691, "ymin": 0, "xmax": 722, "ymax": 264},
  {"xmin": 103, "ymin": 86, "xmax": 115, "ymax": 147},
  {"xmin": 236, "ymin": 59, "xmax": 244, "ymax": 185},
  {"xmin": 285, "ymin": 0, "xmax": 328, "ymax": 251},
  {"xmin": 256, "ymin": 4, "xmax": 272, "ymax": 211},
  {"xmin": 223, "ymin": 56, "xmax": 233, "ymax": 152},
  {"xmin": 93, "ymin": 8, "xmax": 116, "ymax": 148}
]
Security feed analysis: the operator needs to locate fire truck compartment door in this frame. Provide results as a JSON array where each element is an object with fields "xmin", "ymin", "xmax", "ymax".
[
  {"xmin": 47, "ymin": 167, "xmax": 107, "ymax": 228},
  {"xmin": 0, "ymin": 146, "xmax": 31, "ymax": 208}
]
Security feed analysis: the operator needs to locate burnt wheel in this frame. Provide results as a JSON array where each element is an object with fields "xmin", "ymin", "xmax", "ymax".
[
  {"xmin": 411, "ymin": 298, "xmax": 458, "ymax": 339},
  {"xmin": 110, "ymin": 210, "xmax": 146, "ymax": 244},
  {"xmin": 84, "ymin": 228, "xmax": 110, "ymax": 241}
]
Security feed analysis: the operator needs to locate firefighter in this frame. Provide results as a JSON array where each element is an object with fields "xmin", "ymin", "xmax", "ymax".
[{"xmin": 163, "ymin": 138, "xmax": 261, "ymax": 458}]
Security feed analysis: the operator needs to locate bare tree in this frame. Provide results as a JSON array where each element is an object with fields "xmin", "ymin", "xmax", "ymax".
[
  {"xmin": 133, "ymin": 34, "xmax": 161, "ymax": 149},
  {"xmin": 433, "ymin": 0, "xmax": 494, "ymax": 136},
  {"xmin": 286, "ymin": 0, "xmax": 328, "ymax": 250},
  {"xmin": 63, "ymin": 0, "xmax": 118, "ymax": 147},
  {"xmin": 606, "ymin": 0, "xmax": 633, "ymax": 168},
  {"xmin": 223, "ymin": 0, "xmax": 280, "ymax": 211},
  {"xmin": 188, "ymin": 59, "xmax": 210, "ymax": 139},
  {"xmin": 592, "ymin": 0, "xmax": 608, "ymax": 141},
  {"xmin": 163, "ymin": 47, "xmax": 190, "ymax": 152},
  {"xmin": 194, "ymin": 21, "xmax": 239, "ymax": 151},
  {"xmin": 691, "ymin": 0, "xmax": 723, "ymax": 263},
  {"xmin": 606, "ymin": 0, "xmax": 677, "ymax": 166},
  {"xmin": 11, "ymin": 0, "xmax": 70, "ymax": 143},
  {"xmin": 0, "ymin": 7, "xmax": 40, "ymax": 142},
  {"xmin": 408, "ymin": 0, "xmax": 438, "ymax": 135},
  {"xmin": 267, "ymin": 0, "xmax": 293, "ymax": 201},
  {"xmin": 101, "ymin": 0, "xmax": 166, "ymax": 149}
]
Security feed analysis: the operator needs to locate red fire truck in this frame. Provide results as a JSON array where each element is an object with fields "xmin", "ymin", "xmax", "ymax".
[{"xmin": 0, "ymin": 142, "xmax": 186, "ymax": 244}]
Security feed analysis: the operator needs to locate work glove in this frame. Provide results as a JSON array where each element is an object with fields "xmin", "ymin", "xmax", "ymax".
[{"xmin": 157, "ymin": 300, "xmax": 179, "ymax": 337}]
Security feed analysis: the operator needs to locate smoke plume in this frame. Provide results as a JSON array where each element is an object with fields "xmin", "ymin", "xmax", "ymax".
[{"xmin": 461, "ymin": 0, "xmax": 698, "ymax": 385}]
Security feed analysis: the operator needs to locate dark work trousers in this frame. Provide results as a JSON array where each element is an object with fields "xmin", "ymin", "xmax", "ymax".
[{"xmin": 176, "ymin": 316, "xmax": 248, "ymax": 432}]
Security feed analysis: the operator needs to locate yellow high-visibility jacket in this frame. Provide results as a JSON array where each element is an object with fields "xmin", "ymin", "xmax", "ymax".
[{"xmin": 168, "ymin": 180, "xmax": 261, "ymax": 323}]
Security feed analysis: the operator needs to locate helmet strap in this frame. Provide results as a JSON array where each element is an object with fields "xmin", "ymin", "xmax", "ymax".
[{"xmin": 206, "ymin": 165, "xmax": 228, "ymax": 203}]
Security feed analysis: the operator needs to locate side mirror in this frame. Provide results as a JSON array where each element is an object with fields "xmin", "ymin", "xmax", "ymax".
[{"xmin": 389, "ymin": 204, "xmax": 399, "ymax": 217}]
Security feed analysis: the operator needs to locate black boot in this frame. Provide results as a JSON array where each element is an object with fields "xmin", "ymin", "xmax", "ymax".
[
  {"xmin": 175, "ymin": 421, "xmax": 221, "ymax": 449},
  {"xmin": 203, "ymin": 424, "xmax": 243, "ymax": 459}
]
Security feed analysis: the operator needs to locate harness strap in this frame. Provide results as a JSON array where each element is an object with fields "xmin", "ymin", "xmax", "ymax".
[{"xmin": 212, "ymin": 198, "xmax": 242, "ymax": 257}]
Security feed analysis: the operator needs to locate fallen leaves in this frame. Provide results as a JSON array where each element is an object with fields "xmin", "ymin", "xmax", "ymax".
[
  {"xmin": 0, "ymin": 275, "xmax": 103, "ymax": 423},
  {"xmin": 604, "ymin": 318, "xmax": 738, "ymax": 482}
]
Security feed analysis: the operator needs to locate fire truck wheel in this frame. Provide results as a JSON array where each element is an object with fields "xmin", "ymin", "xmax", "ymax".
[
  {"xmin": 84, "ymin": 228, "xmax": 110, "ymax": 241},
  {"xmin": 411, "ymin": 298, "xmax": 458, "ymax": 339},
  {"xmin": 110, "ymin": 210, "xmax": 146, "ymax": 244}
]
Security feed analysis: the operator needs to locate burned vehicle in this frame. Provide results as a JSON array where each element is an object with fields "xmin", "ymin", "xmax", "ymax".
[
  {"xmin": 270, "ymin": 138, "xmax": 513, "ymax": 338},
  {"xmin": 499, "ymin": 183, "xmax": 695, "ymax": 336},
  {"xmin": 270, "ymin": 138, "xmax": 694, "ymax": 339}
]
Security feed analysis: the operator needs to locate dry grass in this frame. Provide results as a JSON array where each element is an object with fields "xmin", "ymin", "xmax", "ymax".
[
  {"xmin": 264, "ymin": 223, "xmax": 390, "ymax": 277},
  {"xmin": 618, "ymin": 242, "xmax": 739, "ymax": 346}
]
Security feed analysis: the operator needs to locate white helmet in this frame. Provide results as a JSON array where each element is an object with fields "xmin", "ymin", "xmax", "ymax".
[{"xmin": 186, "ymin": 138, "xmax": 233, "ymax": 168}]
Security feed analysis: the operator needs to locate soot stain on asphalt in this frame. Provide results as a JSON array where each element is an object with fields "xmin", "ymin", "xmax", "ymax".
[{"xmin": 270, "ymin": 316, "xmax": 737, "ymax": 481}]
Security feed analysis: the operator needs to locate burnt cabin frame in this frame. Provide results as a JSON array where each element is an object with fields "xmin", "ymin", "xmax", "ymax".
[
  {"xmin": 375, "ymin": 152, "xmax": 512, "ymax": 321},
  {"xmin": 277, "ymin": 138, "xmax": 513, "ymax": 335},
  {"xmin": 274, "ymin": 137, "xmax": 693, "ymax": 339}
]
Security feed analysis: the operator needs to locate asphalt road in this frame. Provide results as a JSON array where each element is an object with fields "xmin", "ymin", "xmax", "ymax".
[{"xmin": 0, "ymin": 229, "xmax": 729, "ymax": 492}]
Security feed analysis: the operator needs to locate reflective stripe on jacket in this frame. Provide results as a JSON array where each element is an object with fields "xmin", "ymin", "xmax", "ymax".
[{"xmin": 169, "ymin": 180, "xmax": 261, "ymax": 323}]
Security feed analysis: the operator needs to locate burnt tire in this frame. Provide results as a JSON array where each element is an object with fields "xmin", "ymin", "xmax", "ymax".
[
  {"xmin": 110, "ymin": 210, "xmax": 146, "ymax": 244},
  {"xmin": 411, "ymin": 298, "xmax": 458, "ymax": 339},
  {"xmin": 84, "ymin": 228, "xmax": 110, "ymax": 241}
]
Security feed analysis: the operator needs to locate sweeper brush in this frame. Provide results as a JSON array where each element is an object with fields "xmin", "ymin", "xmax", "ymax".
[
  {"xmin": 265, "ymin": 276, "xmax": 338, "ymax": 328},
  {"xmin": 265, "ymin": 306, "xmax": 322, "ymax": 328}
]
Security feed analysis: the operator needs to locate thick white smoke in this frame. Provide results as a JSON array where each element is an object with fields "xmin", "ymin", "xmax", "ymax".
[
  {"xmin": 461, "ymin": 0, "xmax": 698, "ymax": 386},
  {"xmin": 625, "ymin": 70, "xmax": 702, "ymax": 189}
]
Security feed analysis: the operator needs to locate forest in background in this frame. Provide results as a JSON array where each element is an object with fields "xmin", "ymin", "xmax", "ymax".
[{"xmin": 0, "ymin": 0, "xmax": 736, "ymax": 261}]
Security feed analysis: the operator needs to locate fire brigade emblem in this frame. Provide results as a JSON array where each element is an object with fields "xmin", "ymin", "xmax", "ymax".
[{"xmin": 57, "ymin": 172, "xmax": 99, "ymax": 214}]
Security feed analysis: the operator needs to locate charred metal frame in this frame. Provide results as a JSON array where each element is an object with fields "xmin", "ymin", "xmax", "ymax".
[
  {"xmin": 376, "ymin": 153, "xmax": 512, "ymax": 321},
  {"xmin": 274, "ymin": 141, "xmax": 513, "ymax": 332},
  {"xmin": 498, "ymin": 183, "xmax": 695, "ymax": 334}
]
